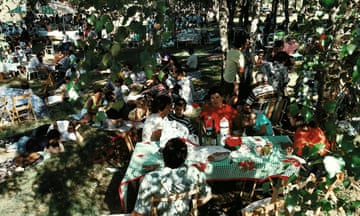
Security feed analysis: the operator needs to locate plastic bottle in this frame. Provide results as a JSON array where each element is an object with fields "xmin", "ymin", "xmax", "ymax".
[
  {"xmin": 204, "ymin": 116, "xmax": 217, "ymax": 145},
  {"xmin": 219, "ymin": 116, "xmax": 230, "ymax": 146}
]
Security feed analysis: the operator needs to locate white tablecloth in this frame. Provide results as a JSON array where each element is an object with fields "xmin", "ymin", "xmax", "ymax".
[{"xmin": 0, "ymin": 62, "xmax": 20, "ymax": 73}]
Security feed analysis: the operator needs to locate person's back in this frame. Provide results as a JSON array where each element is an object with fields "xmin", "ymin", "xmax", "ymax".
[
  {"xmin": 260, "ymin": 52, "xmax": 290, "ymax": 96},
  {"xmin": 223, "ymin": 48, "xmax": 244, "ymax": 83},
  {"xmin": 186, "ymin": 48, "xmax": 198, "ymax": 70},
  {"xmin": 132, "ymin": 138, "xmax": 211, "ymax": 215},
  {"xmin": 246, "ymin": 72, "xmax": 277, "ymax": 113}
]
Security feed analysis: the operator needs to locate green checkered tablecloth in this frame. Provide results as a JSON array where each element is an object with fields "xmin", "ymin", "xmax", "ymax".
[
  {"xmin": 119, "ymin": 136, "xmax": 300, "ymax": 211},
  {"xmin": 205, "ymin": 136, "xmax": 298, "ymax": 181}
]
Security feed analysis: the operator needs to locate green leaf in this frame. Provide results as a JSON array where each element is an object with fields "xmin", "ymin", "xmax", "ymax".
[
  {"xmin": 105, "ymin": 22, "xmax": 114, "ymax": 33},
  {"xmin": 100, "ymin": 39, "xmax": 112, "ymax": 51},
  {"xmin": 111, "ymin": 43, "xmax": 121, "ymax": 57},
  {"xmin": 114, "ymin": 27, "xmax": 128, "ymax": 42},
  {"xmin": 87, "ymin": 15, "xmax": 96, "ymax": 26},
  {"xmin": 342, "ymin": 179, "xmax": 351, "ymax": 188},
  {"xmin": 347, "ymin": 44, "xmax": 357, "ymax": 55},
  {"xmin": 324, "ymin": 156, "xmax": 345, "ymax": 178},
  {"xmin": 157, "ymin": 0, "xmax": 167, "ymax": 14},
  {"xmin": 300, "ymin": 107, "xmax": 313, "ymax": 123},
  {"xmin": 353, "ymin": 201, "xmax": 360, "ymax": 208},
  {"xmin": 309, "ymin": 144, "xmax": 325, "ymax": 157},
  {"xmin": 262, "ymin": 181, "xmax": 271, "ymax": 193},
  {"xmin": 338, "ymin": 135, "xmax": 355, "ymax": 153},
  {"xmin": 102, "ymin": 53, "xmax": 112, "ymax": 67},
  {"xmin": 100, "ymin": 14, "xmax": 110, "ymax": 23},
  {"xmin": 352, "ymin": 155, "xmax": 360, "ymax": 167},
  {"xmin": 288, "ymin": 103, "xmax": 300, "ymax": 116},
  {"xmin": 320, "ymin": 0, "xmax": 339, "ymax": 9},
  {"xmin": 285, "ymin": 193, "xmax": 298, "ymax": 213},
  {"xmin": 287, "ymin": 174, "xmax": 298, "ymax": 183},
  {"xmin": 75, "ymin": 39, "xmax": 86, "ymax": 49},
  {"xmin": 323, "ymin": 101, "xmax": 337, "ymax": 113},
  {"xmin": 95, "ymin": 20, "xmax": 104, "ymax": 33},
  {"xmin": 353, "ymin": 67, "xmax": 359, "ymax": 82},
  {"xmin": 162, "ymin": 31, "xmax": 171, "ymax": 42},
  {"xmin": 320, "ymin": 198, "xmax": 333, "ymax": 211},
  {"xmin": 340, "ymin": 45, "xmax": 347, "ymax": 59}
]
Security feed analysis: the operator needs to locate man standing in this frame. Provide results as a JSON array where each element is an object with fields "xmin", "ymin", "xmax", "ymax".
[{"xmin": 223, "ymin": 31, "xmax": 248, "ymax": 106}]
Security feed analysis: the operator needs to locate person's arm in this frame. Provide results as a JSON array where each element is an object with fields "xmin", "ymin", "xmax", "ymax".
[
  {"xmin": 238, "ymin": 53, "xmax": 245, "ymax": 76},
  {"xmin": 253, "ymin": 124, "xmax": 268, "ymax": 136},
  {"xmin": 195, "ymin": 168, "xmax": 212, "ymax": 206}
]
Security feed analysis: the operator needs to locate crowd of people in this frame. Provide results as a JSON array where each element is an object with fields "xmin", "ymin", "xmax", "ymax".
[{"xmin": 0, "ymin": 7, "xmax": 334, "ymax": 214}]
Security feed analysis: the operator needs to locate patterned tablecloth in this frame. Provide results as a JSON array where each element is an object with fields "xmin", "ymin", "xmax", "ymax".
[{"xmin": 118, "ymin": 136, "xmax": 300, "ymax": 212}]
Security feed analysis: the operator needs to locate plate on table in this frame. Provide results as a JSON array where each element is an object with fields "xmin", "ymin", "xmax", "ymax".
[
  {"xmin": 207, "ymin": 152, "xmax": 230, "ymax": 162},
  {"xmin": 230, "ymin": 144, "xmax": 251, "ymax": 158},
  {"xmin": 188, "ymin": 146, "xmax": 230, "ymax": 162},
  {"xmin": 285, "ymin": 155, "xmax": 306, "ymax": 164}
]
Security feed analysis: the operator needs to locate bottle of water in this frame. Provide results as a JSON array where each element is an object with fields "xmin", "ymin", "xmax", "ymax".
[{"xmin": 219, "ymin": 117, "xmax": 230, "ymax": 146}]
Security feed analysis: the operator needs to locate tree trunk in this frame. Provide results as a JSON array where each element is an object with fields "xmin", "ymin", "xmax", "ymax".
[
  {"xmin": 271, "ymin": 0, "xmax": 279, "ymax": 32},
  {"xmin": 284, "ymin": 0, "xmax": 290, "ymax": 32},
  {"xmin": 242, "ymin": 0, "xmax": 250, "ymax": 32},
  {"xmin": 227, "ymin": 0, "xmax": 237, "ymax": 46},
  {"xmin": 218, "ymin": 0, "xmax": 229, "ymax": 82}
]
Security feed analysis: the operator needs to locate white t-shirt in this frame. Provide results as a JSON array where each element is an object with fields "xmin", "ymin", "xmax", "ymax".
[{"xmin": 142, "ymin": 113, "xmax": 169, "ymax": 142}]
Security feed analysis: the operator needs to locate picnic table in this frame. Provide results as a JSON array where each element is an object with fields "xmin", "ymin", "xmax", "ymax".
[
  {"xmin": 118, "ymin": 136, "xmax": 302, "ymax": 212},
  {"xmin": 176, "ymin": 32, "xmax": 201, "ymax": 48}
]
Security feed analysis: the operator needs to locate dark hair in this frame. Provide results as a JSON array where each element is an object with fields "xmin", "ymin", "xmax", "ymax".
[
  {"xmin": 93, "ymin": 88, "xmax": 103, "ymax": 94},
  {"xmin": 188, "ymin": 48, "xmax": 194, "ymax": 55},
  {"xmin": 274, "ymin": 40, "xmax": 284, "ymax": 48},
  {"xmin": 174, "ymin": 97, "xmax": 187, "ymax": 107},
  {"xmin": 208, "ymin": 86, "xmax": 225, "ymax": 97},
  {"xmin": 125, "ymin": 63, "xmax": 132, "ymax": 70},
  {"xmin": 46, "ymin": 129, "xmax": 61, "ymax": 148},
  {"xmin": 47, "ymin": 129, "xmax": 61, "ymax": 140},
  {"xmin": 233, "ymin": 31, "xmax": 250, "ymax": 48},
  {"xmin": 174, "ymin": 97, "xmax": 187, "ymax": 111},
  {"xmin": 163, "ymin": 138, "xmax": 187, "ymax": 169},
  {"xmin": 273, "ymin": 51, "xmax": 291, "ymax": 66},
  {"xmin": 151, "ymin": 95, "xmax": 172, "ymax": 113},
  {"xmin": 115, "ymin": 78, "xmax": 124, "ymax": 84}
]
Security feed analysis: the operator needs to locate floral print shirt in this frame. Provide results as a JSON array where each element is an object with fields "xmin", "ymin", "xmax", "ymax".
[
  {"xmin": 261, "ymin": 61, "xmax": 289, "ymax": 96},
  {"xmin": 133, "ymin": 165, "xmax": 211, "ymax": 216}
]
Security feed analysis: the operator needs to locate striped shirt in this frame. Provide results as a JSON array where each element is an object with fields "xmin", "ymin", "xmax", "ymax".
[
  {"xmin": 168, "ymin": 113, "xmax": 196, "ymax": 135},
  {"xmin": 246, "ymin": 83, "xmax": 277, "ymax": 114}
]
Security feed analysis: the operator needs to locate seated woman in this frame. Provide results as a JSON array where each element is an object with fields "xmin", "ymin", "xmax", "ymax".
[
  {"xmin": 241, "ymin": 104, "xmax": 274, "ymax": 136},
  {"xmin": 131, "ymin": 138, "xmax": 212, "ymax": 216},
  {"xmin": 198, "ymin": 87, "xmax": 239, "ymax": 133},
  {"xmin": 142, "ymin": 95, "xmax": 172, "ymax": 142},
  {"xmin": 80, "ymin": 88, "xmax": 105, "ymax": 124},
  {"xmin": 292, "ymin": 119, "xmax": 330, "ymax": 157},
  {"xmin": 128, "ymin": 97, "xmax": 150, "ymax": 122}
]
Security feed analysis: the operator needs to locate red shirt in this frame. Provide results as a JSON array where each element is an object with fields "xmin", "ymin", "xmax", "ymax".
[
  {"xmin": 293, "ymin": 127, "xmax": 330, "ymax": 156},
  {"xmin": 199, "ymin": 104, "xmax": 238, "ymax": 132}
]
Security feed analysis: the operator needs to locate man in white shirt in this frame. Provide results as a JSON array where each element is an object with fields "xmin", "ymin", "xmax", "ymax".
[{"xmin": 142, "ymin": 95, "xmax": 172, "ymax": 142}]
